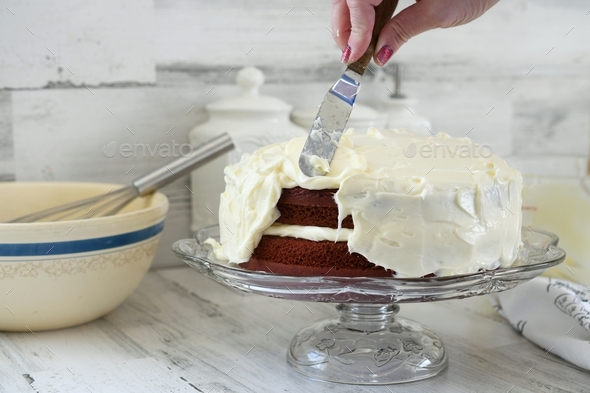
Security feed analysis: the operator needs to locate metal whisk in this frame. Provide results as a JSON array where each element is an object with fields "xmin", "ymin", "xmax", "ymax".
[{"xmin": 9, "ymin": 133, "xmax": 233, "ymax": 223}]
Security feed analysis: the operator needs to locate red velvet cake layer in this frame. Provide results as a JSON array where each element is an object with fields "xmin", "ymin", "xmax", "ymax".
[
  {"xmin": 240, "ymin": 235, "xmax": 394, "ymax": 277},
  {"xmin": 275, "ymin": 187, "xmax": 353, "ymax": 229}
]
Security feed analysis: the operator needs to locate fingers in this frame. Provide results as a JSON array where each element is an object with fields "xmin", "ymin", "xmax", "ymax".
[
  {"xmin": 373, "ymin": 0, "xmax": 500, "ymax": 66},
  {"xmin": 331, "ymin": 0, "xmax": 351, "ymax": 51},
  {"xmin": 345, "ymin": 0, "xmax": 382, "ymax": 63},
  {"xmin": 445, "ymin": 0, "xmax": 500, "ymax": 26},
  {"xmin": 335, "ymin": 0, "xmax": 501, "ymax": 66}
]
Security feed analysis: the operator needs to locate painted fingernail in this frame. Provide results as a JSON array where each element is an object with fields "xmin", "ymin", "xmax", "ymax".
[
  {"xmin": 341, "ymin": 45, "xmax": 352, "ymax": 63},
  {"xmin": 376, "ymin": 45, "xmax": 394, "ymax": 66}
]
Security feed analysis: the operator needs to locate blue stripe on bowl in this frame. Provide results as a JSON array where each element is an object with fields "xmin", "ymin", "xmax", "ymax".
[{"xmin": 0, "ymin": 221, "xmax": 165, "ymax": 257}]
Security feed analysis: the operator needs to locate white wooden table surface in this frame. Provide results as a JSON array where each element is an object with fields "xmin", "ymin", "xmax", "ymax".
[{"xmin": 1, "ymin": 266, "xmax": 589, "ymax": 393}]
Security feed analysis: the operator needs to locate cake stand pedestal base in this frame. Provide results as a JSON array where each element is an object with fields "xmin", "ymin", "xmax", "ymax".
[
  {"xmin": 175, "ymin": 226, "xmax": 565, "ymax": 384},
  {"xmin": 287, "ymin": 303, "xmax": 448, "ymax": 385}
]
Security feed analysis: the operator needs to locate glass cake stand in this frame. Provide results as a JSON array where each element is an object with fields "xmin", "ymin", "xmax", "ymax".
[{"xmin": 172, "ymin": 226, "xmax": 565, "ymax": 385}]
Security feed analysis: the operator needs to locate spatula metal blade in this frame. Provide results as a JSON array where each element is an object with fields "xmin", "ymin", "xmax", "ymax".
[{"xmin": 298, "ymin": 69, "xmax": 362, "ymax": 177}]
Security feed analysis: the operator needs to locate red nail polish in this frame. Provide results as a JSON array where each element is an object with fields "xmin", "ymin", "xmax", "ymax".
[
  {"xmin": 376, "ymin": 45, "xmax": 394, "ymax": 66},
  {"xmin": 341, "ymin": 45, "xmax": 352, "ymax": 64}
]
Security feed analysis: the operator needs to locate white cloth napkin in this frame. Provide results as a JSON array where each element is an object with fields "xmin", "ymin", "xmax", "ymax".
[{"xmin": 489, "ymin": 277, "xmax": 590, "ymax": 370}]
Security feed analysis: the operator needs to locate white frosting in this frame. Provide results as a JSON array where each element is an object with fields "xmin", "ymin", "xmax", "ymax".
[
  {"xmin": 217, "ymin": 128, "xmax": 523, "ymax": 278},
  {"xmin": 264, "ymin": 224, "xmax": 352, "ymax": 242}
]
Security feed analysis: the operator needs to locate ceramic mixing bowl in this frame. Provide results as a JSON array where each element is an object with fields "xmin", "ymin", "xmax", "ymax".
[{"xmin": 0, "ymin": 182, "xmax": 169, "ymax": 332}]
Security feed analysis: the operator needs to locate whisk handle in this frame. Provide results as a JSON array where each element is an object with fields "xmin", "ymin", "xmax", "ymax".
[{"xmin": 132, "ymin": 133, "xmax": 234, "ymax": 196}]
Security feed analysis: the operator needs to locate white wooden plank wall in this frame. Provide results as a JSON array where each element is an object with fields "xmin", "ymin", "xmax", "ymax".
[
  {"xmin": 0, "ymin": 92, "xmax": 13, "ymax": 181},
  {"xmin": 1, "ymin": 0, "xmax": 589, "ymax": 267},
  {"xmin": 0, "ymin": 0, "xmax": 155, "ymax": 89}
]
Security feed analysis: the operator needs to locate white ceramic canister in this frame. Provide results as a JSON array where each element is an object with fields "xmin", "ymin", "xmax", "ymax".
[{"xmin": 189, "ymin": 67, "xmax": 305, "ymax": 231}]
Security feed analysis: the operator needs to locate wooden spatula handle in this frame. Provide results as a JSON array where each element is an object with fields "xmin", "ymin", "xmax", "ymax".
[{"xmin": 348, "ymin": 0, "xmax": 399, "ymax": 75}]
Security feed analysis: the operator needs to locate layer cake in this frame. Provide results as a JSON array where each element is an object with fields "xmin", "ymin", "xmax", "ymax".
[{"xmin": 210, "ymin": 128, "xmax": 523, "ymax": 278}]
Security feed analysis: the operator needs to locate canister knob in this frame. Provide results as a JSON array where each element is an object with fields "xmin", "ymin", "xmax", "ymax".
[{"xmin": 236, "ymin": 67, "xmax": 264, "ymax": 97}]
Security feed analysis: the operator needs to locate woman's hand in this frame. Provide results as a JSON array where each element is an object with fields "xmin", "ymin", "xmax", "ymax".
[{"xmin": 332, "ymin": 0, "xmax": 500, "ymax": 65}]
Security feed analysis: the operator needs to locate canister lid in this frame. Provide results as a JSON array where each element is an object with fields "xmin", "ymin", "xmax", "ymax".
[{"xmin": 207, "ymin": 67, "xmax": 292, "ymax": 112}]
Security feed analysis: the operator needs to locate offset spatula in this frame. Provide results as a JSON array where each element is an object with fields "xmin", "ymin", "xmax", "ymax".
[{"xmin": 298, "ymin": 0, "xmax": 399, "ymax": 177}]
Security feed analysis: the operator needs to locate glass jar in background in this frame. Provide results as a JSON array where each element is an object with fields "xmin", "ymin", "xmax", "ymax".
[
  {"xmin": 380, "ymin": 63, "xmax": 432, "ymax": 135},
  {"xmin": 506, "ymin": 155, "xmax": 590, "ymax": 285}
]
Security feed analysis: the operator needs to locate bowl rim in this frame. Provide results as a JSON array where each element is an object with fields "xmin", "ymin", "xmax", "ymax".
[{"xmin": 0, "ymin": 181, "xmax": 169, "ymax": 227}]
